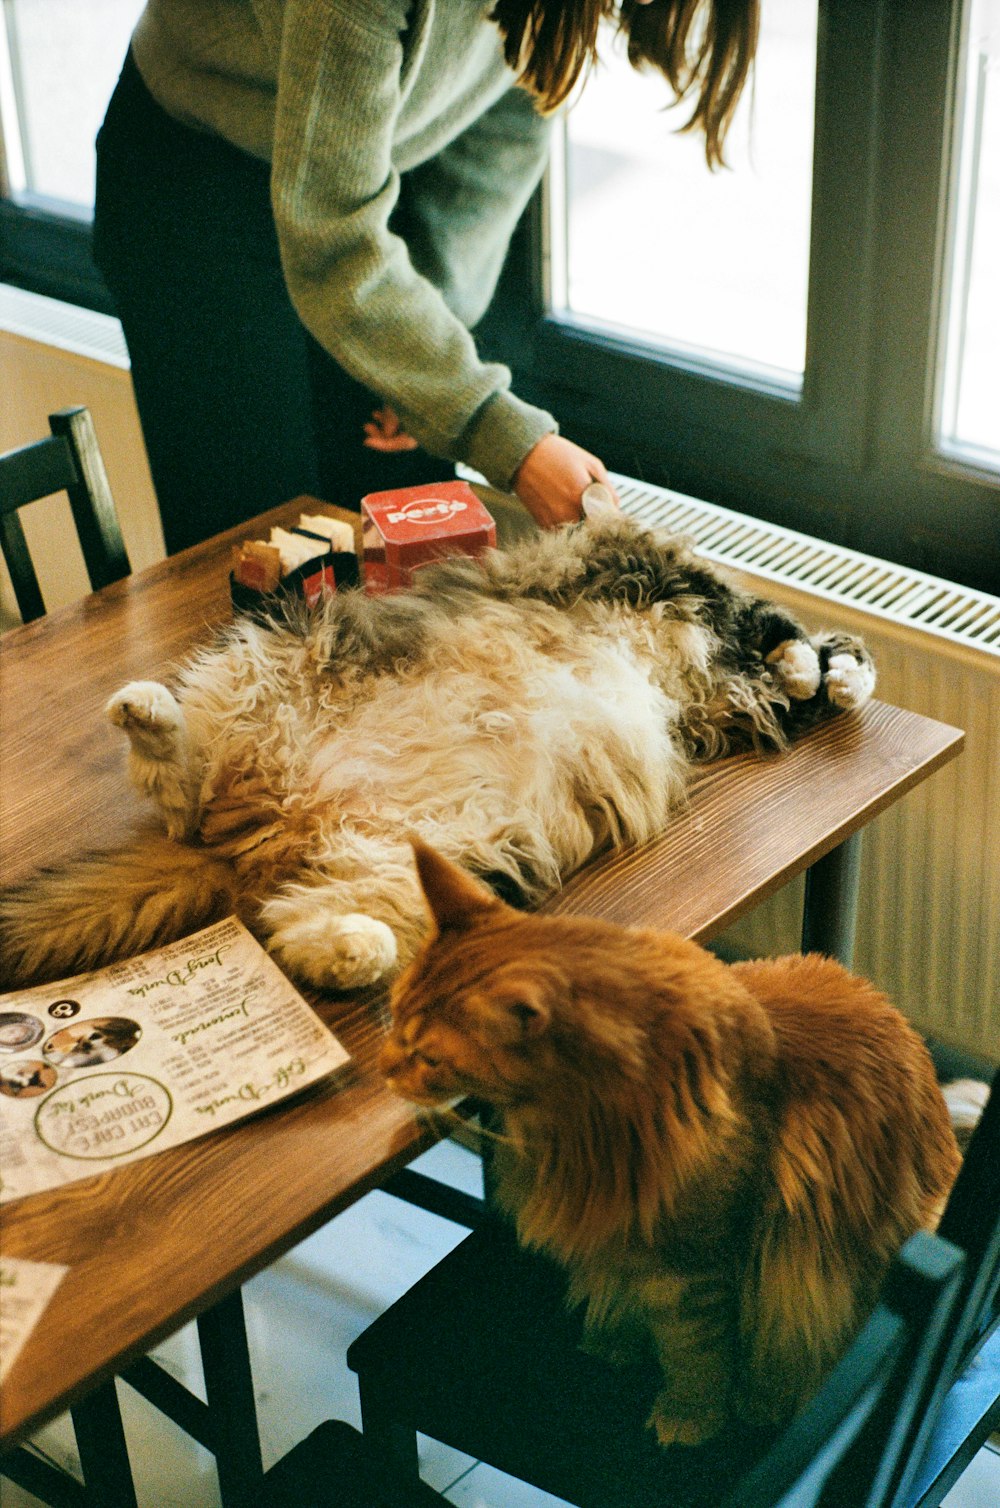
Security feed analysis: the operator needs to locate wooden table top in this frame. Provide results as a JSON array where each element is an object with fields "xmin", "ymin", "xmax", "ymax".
[{"xmin": 0, "ymin": 497, "xmax": 964, "ymax": 1450}]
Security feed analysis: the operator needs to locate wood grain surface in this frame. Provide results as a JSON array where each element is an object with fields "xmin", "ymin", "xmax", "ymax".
[
  {"xmin": 542, "ymin": 699, "xmax": 963, "ymax": 940},
  {"xmin": 0, "ymin": 499, "xmax": 964, "ymax": 1449}
]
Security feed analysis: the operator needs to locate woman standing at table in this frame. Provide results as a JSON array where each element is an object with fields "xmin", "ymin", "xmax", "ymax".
[{"xmin": 93, "ymin": 1, "xmax": 759, "ymax": 554}]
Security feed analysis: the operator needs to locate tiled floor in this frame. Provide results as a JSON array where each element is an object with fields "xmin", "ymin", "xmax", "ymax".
[{"xmin": 2, "ymin": 1137, "xmax": 997, "ymax": 1506}]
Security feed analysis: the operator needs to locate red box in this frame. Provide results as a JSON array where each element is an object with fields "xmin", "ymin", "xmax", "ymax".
[{"xmin": 361, "ymin": 481, "xmax": 496, "ymax": 593}]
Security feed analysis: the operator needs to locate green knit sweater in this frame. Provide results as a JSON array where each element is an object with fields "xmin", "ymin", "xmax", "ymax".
[{"xmin": 131, "ymin": 0, "xmax": 559, "ymax": 490}]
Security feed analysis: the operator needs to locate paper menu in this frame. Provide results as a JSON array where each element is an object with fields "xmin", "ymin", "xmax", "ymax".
[{"xmin": 0, "ymin": 917, "xmax": 350, "ymax": 1205}]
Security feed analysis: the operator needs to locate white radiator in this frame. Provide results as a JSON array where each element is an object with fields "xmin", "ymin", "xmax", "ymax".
[{"xmin": 615, "ymin": 475, "xmax": 999, "ymax": 1064}]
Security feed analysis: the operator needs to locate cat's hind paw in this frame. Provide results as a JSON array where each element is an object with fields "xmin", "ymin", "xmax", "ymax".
[
  {"xmin": 106, "ymin": 681, "xmax": 195, "ymax": 838},
  {"xmin": 766, "ymin": 639, "xmax": 822, "ymax": 700},
  {"xmin": 647, "ymin": 1394, "xmax": 726, "ymax": 1448},
  {"xmin": 267, "ymin": 912, "xmax": 398, "ymax": 990},
  {"xmin": 107, "ymin": 681, "xmax": 185, "ymax": 751},
  {"xmin": 824, "ymin": 649, "xmax": 876, "ymax": 711}
]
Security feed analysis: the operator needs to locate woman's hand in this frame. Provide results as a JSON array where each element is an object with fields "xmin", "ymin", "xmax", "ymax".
[
  {"xmin": 363, "ymin": 404, "xmax": 418, "ymax": 452},
  {"xmin": 513, "ymin": 434, "xmax": 620, "ymax": 529}
]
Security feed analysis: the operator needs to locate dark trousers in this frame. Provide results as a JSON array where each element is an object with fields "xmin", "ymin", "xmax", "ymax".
[{"xmin": 93, "ymin": 51, "xmax": 449, "ymax": 554}]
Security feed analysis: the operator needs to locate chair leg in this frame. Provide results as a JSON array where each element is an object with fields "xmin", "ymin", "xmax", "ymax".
[
  {"xmin": 801, "ymin": 831, "xmax": 863, "ymax": 967},
  {"xmin": 198, "ymin": 1289, "xmax": 265, "ymax": 1507},
  {"xmin": 357, "ymin": 1374, "xmax": 421, "ymax": 1480},
  {"xmin": 71, "ymin": 1380, "xmax": 138, "ymax": 1508}
]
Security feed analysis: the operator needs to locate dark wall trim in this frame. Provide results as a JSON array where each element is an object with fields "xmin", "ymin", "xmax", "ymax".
[{"xmin": 0, "ymin": 195, "xmax": 113, "ymax": 314}]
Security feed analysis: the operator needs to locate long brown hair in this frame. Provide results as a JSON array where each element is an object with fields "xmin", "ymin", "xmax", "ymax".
[{"xmin": 491, "ymin": 0, "xmax": 760, "ymax": 168}]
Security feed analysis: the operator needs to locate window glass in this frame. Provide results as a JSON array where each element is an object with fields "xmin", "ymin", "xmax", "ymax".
[
  {"xmin": 937, "ymin": 0, "xmax": 1000, "ymax": 467},
  {"xmin": 553, "ymin": 0, "xmax": 818, "ymax": 382},
  {"xmin": 1, "ymin": 0, "xmax": 142, "ymax": 208}
]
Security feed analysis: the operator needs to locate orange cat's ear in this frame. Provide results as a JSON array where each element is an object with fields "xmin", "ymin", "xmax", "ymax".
[{"xmin": 411, "ymin": 839, "xmax": 500, "ymax": 932}]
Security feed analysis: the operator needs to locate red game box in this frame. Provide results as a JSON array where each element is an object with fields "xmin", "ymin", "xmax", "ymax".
[{"xmin": 360, "ymin": 481, "xmax": 496, "ymax": 593}]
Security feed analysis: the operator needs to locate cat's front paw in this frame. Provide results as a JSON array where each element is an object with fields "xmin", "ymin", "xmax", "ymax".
[
  {"xmin": 267, "ymin": 913, "xmax": 398, "ymax": 990},
  {"xmin": 647, "ymin": 1392, "xmax": 726, "ymax": 1448},
  {"xmin": 766, "ymin": 639, "xmax": 821, "ymax": 700}
]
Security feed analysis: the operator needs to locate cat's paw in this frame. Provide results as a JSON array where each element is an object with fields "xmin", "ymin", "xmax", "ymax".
[
  {"xmin": 267, "ymin": 913, "xmax": 398, "ymax": 990},
  {"xmin": 824, "ymin": 651, "xmax": 876, "ymax": 711},
  {"xmin": 766, "ymin": 639, "xmax": 821, "ymax": 700},
  {"xmin": 647, "ymin": 1393, "xmax": 726, "ymax": 1448},
  {"xmin": 106, "ymin": 682, "xmax": 184, "ymax": 749},
  {"xmin": 106, "ymin": 682, "xmax": 195, "ymax": 836}
]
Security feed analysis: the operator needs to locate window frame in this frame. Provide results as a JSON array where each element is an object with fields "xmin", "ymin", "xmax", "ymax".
[
  {"xmin": 0, "ymin": 191, "xmax": 112, "ymax": 313},
  {"xmin": 485, "ymin": 0, "xmax": 999, "ymax": 592}
]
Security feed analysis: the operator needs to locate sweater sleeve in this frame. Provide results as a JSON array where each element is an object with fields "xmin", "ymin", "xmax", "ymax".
[
  {"xmin": 270, "ymin": 0, "xmax": 557, "ymax": 490},
  {"xmin": 396, "ymin": 83, "xmax": 553, "ymax": 330}
]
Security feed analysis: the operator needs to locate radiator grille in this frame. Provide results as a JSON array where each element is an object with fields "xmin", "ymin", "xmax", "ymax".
[
  {"xmin": 615, "ymin": 475, "xmax": 1000, "ymax": 654},
  {"xmin": 611, "ymin": 474, "xmax": 998, "ymax": 1061},
  {"xmin": 0, "ymin": 284, "xmax": 130, "ymax": 369}
]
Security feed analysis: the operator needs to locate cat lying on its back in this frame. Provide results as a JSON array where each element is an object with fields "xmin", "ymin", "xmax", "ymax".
[
  {"xmin": 382, "ymin": 842, "xmax": 961, "ymax": 1447},
  {"xmin": 0, "ymin": 513, "xmax": 874, "ymax": 990}
]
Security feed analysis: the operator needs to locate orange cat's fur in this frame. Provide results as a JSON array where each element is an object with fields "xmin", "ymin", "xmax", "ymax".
[{"xmin": 381, "ymin": 842, "xmax": 961, "ymax": 1447}]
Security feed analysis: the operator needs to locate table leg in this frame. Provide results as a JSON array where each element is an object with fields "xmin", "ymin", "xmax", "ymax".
[
  {"xmin": 801, "ymin": 832, "xmax": 863, "ymax": 968},
  {"xmin": 71, "ymin": 1381, "xmax": 137, "ymax": 1508},
  {"xmin": 1, "ymin": 1447, "xmax": 87, "ymax": 1508},
  {"xmin": 197, "ymin": 1289, "xmax": 264, "ymax": 1507}
]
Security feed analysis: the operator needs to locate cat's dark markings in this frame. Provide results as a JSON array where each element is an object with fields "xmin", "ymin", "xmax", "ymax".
[
  {"xmin": 381, "ymin": 842, "xmax": 961, "ymax": 1448},
  {"xmin": 0, "ymin": 515, "xmax": 874, "ymax": 991}
]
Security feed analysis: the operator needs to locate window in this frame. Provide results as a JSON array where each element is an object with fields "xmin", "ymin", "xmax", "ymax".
[
  {"xmin": 555, "ymin": 0, "xmax": 817, "ymax": 383},
  {"xmin": 493, "ymin": 0, "xmax": 999, "ymax": 592},
  {"xmin": 0, "ymin": 0, "xmax": 141, "ymax": 309},
  {"xmin": 2, "ymin": 0, "xmax": 998, "ymax": 590},
  {"xmin": 2, "ymin": 0, "xmax": 141, "ymax": 208},
  {"xmin": 936, "ymin": 0, "xmax": 1000, "ymax": 469}
]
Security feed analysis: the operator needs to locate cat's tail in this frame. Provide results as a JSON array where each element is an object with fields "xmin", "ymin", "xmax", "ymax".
[{"xmin": 0, "ymin": 832, "xmax": 239, "ymax": 986}]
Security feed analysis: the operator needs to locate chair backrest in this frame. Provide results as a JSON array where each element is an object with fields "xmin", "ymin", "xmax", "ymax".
[
  {"xmin": 724, "ymin": 1230, "xmax": 965, "ymax": 1508},
  {"xmin": 0, "ymin": 406, "xmax": 130, "ymax": 622},
  {"xmin": 879, "ymin": 1066, "xmax": 1000, "ymax": 1508},
  {"xmin": 936, "ymin": 1066, "xmax": 1000, "ymax": 1365}
]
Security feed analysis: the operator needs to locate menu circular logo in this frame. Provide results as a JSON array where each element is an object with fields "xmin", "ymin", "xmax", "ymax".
[{"xmin": 34, "ymin": 1072, "xmax": 173, "ymax": 1160}]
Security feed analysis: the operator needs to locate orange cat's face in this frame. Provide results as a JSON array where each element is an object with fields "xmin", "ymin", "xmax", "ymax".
[
  {"xmin": 379, "ymin": 841, "xmax": 565, "ymax": 1107},
  {"xmin": 379, "ymin": 954, "xmax": 555, "ymax": 1108}
]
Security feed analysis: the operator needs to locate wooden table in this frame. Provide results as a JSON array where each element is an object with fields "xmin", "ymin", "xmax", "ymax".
[{"xmin": 0, "ymin": 498, "xmax": 964, "ymax": 1502}]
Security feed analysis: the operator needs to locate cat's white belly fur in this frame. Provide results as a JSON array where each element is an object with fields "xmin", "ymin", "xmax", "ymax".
[
  {"xmin": 149, "ymin": 603, "xmax": 695, "ymax": 988},
  {"xmin": 307, "ymin": 643, "xmax": 684, "ymax": 854}
]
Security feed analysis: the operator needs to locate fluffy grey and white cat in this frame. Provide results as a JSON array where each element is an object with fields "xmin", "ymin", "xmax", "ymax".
[{"xmin": 0, "ymin": 514, "xmax": 874, "ymax": 991}]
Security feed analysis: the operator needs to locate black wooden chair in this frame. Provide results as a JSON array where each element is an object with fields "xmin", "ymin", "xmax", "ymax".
[
  {"xmin": 262, "ymin": 1419, "xmax": 449, "ymax": 1507},
  {"xmin": 0, "ymin": 406, "xmax": 130, "ymax": 622},
  {"xmin": 880, "ymin": 1063, "xmax": 1000, "ymax": 1507},
  {"xmin": 347, "ymin": 1069, "xmax": 1000, "ymax": 1508}
]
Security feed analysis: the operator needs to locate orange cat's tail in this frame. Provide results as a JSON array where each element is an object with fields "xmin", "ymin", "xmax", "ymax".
[{"xmin": 0, "ymin": 833, "xmax": 239, "ymax": 986}]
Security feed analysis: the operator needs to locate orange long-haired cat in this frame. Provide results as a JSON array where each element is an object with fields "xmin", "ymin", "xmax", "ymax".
[{"xmin": 381, "ymin": 842, "xmax": 961, "ymax": 1448}]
